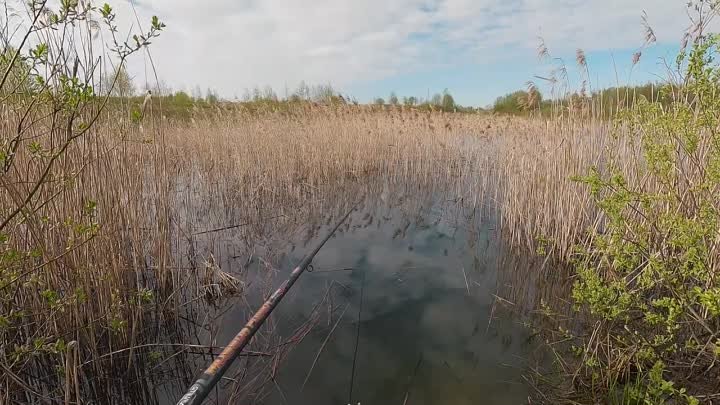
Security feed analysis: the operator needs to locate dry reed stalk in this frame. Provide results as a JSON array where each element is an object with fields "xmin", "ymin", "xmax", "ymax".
[{"xmin": 2, "ymin": 104, "xmax": 506, "ymax": 402}]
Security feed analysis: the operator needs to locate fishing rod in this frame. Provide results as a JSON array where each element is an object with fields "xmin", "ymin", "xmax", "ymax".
[{"xmin": 176, "ymin": 204, "xmax": 358, "ymax": 405}]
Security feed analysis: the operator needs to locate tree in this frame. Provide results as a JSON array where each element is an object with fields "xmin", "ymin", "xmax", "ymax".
[
  {"xmin": 192, "ymin": 85, "xmax": 203, "ymax": 100},
  {"xmin": 252, "ymin": 86, "xmax": 262, "ymax": 101},
  {"xmin": 263, "ymin": 85, "xmax": 278, "ymax": 101},
  {"xmin": 295, "ymin": 80, "xmax": 310, "ymax": 100},
  {"xmin": 143, "ymin": 79, "xmax": 172, "ymax": 97},
  {"xmin": 374, "ymin": 97, "xmax": 385, "ymax": 105},
  {"xmin": 493, "ymin": 90, "xmax": 530, "ymax": 114},
  {"xmin": 430, "ymin": 93, "xmax": 442, "ymax": 106},
  {"xmin": 104, "ymin": 65, "xmax": 135, "ymax": 97},
  {"xmin": 518, "ymin": 84, "xmax": 542, "ymax": 111},
  {"xmin": 241, "ymin": 88, "xmax": 252, "ymax": 101},
  {"xmin": 172, "ymin": 90, "xmax": 193, "ymax": 106},
  {"xmin": 205, "ymin": 88, "xmax": 219, "ymax": 103},
  {"xmin": 389, "ymin": 91, "xmax": 399, "ymax": 105},
  {"xmin": 0, "ymin": 47, "xmax": 34, "ymax": 95},
  {"xmin": 312, "ymin": 84, "xmax": 336, "ymax": 103},
  {"xmin": 441, "ymin": 89, "xmax": 455, "ymax": 111},
  {"xmin": 403, "ymin": 96, "xmax": 417, "ymax": 107}
]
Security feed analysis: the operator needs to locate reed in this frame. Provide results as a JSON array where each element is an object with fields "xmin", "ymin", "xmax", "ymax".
[
  {"xmin": 2, "ymin": 2, "xmax": 718, "ymax": 404},
  {"xmin": 5, "ymin": 80, "xmax": 715, "ymax": 403},
  {"xmin": 487, "ymin": 4, "xmax": 720, "ymax": 401},
  {"xmin": 2, "ymin": 89, "xmax": 508, "ymax": 401}
]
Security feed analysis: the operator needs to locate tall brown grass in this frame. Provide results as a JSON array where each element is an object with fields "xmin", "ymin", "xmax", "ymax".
[
  {"xmin": 8, "ymin": 91, "xmax": 714, "ymax": 403},
  {"xmin": 1, "ymin": 103, "xmax": 511, "ymax": 402},
  {"xmin": 5, "ymin": 2, "xmax": 717, "ymax": 404}
]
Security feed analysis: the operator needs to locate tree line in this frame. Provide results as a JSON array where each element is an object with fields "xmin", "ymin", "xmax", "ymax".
[
  {"xmin": 371, "ymin": 88, "xmax": 474, "ymax": 112},
  {"xmin": 103, "ymin": 66, "xmax": 478, "ymax": 113},
  {"xmin": 492, "ymin": 82, "xmax": 671, "ymax": 116}
]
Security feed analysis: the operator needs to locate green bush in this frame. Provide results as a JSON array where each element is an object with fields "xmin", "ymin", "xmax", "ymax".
[
  {"xmin": 493, "ymin": 89, "xmax": 541, "ymax": 114},
  {"xmin": 572, "ymin": 33, "xmax": 720, "ymax": 403}
]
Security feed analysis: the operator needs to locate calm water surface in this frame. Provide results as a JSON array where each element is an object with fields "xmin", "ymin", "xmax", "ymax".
[{"xmin": 194, "ymin": 195, "xmax": 541, "ymax": 405}]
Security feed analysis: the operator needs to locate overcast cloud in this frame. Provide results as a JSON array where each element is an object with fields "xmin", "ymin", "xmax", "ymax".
[{"xmin": 113, "ymin": 0, "xmax": 696, "ymax": 98}]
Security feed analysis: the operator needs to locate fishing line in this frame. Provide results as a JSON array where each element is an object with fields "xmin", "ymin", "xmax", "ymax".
[{"xmin": 348, "ymin": 268, "xmax": 365, "ymax": 404}]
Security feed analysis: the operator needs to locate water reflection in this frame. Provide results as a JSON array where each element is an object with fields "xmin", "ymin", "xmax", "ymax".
[{"xmin": 196, "ymin": 193, "xmax": 541, "ymax": 405}]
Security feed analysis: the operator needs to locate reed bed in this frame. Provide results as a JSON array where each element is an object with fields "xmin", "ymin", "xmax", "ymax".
[
  {"xmin": 1, "ymin": 104, "xmax": 508, "ymax": 403},
  {"xmin": 0, "ymin": 94, "xmax": 627, "ymax": 402},
  {"xmin": 489, "ymin": 106, "xmax": 720, "ymax": 402},
  {"xmin": 4, "ymin": 91, "xmax": 716, "ymax": 403}
]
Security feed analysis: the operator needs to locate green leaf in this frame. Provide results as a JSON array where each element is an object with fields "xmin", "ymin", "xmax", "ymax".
[{"xmin": 100, "ymin": 3, "xmax": 112, "ymax": 18}]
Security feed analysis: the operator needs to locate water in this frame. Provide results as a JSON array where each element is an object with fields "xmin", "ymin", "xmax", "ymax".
[{"xmin": 192, "ymin": 194, "xmax": 543, "ymax": 405}]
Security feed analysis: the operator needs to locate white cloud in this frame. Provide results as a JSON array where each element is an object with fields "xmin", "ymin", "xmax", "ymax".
[{"xmin": 113, "ymin": 0, "xmax": 700, "ymax": 97}]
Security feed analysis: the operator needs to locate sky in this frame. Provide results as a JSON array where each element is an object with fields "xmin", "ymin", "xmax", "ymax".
[{"xmin": 109, "ymin": 0, "xmax": 704, "ymax": 106}]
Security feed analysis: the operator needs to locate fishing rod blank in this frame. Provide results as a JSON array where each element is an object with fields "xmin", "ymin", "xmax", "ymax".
[{"xmin": 176, "ymin": 205, "xmax": 357, "ymax": 405}]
